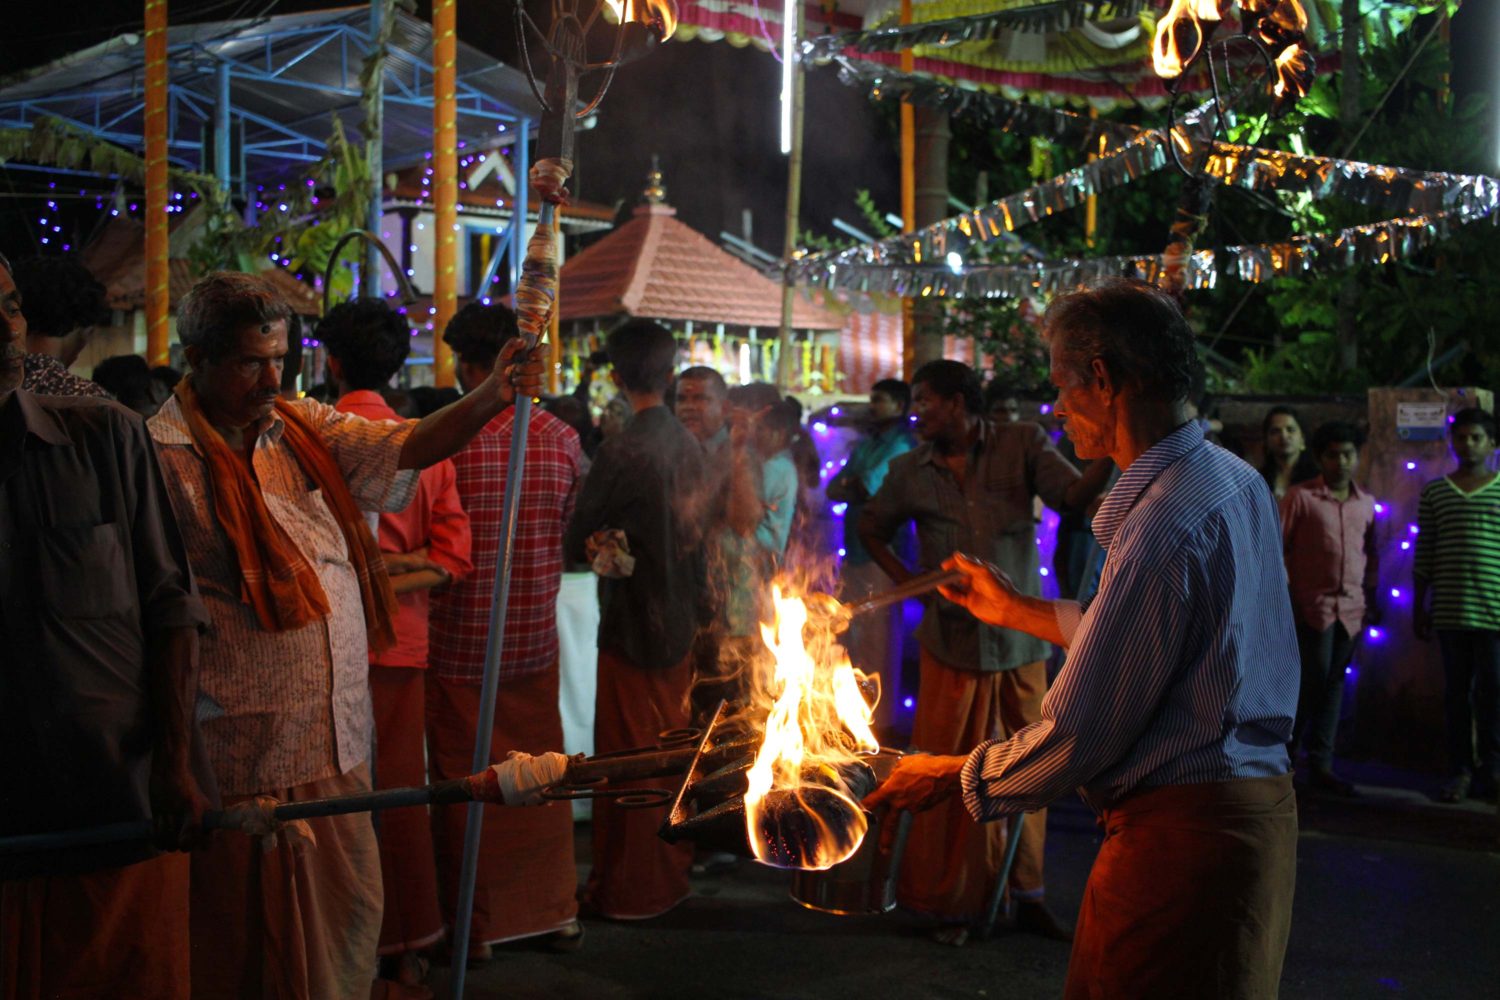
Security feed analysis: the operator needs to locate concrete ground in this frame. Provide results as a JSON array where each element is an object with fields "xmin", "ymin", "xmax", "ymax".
[{"xmin": 433, "ymin": 767, "xmax": 1500, "ymax": 999}]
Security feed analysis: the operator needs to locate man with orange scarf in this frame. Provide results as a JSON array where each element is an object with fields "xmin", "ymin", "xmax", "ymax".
[{"xmin": 146, "ymin": 272, "xmax": 541, "ymax": 1000}]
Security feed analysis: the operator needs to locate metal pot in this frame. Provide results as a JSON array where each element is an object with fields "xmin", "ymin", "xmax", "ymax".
[{"xmin": 789, "ymin": 749, "xmax": 910, "ymax": 916}]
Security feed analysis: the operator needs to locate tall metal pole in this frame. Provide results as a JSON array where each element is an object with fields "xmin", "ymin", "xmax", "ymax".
[
  {"xmin": 365, "ymin": 0, "xmax": 388, "ymax": 298},
  {"xmin": 432, "ymin": 0, "xmax": 459, "ymax": 386},
  {"xmin": 449, "ymin": 36, "xmax": 576, "ymax": 986},
  {"xmin": 213, "ymin": 61, "xmax": 232, "ymax": 193},
  {"xmin": 776, "ymin": 0, "xmax": 805, "ymax": 392},
  {"xmin": 144, "ymin": 0, "xmax": 170, "ymax": 366},
  {"xmin": 898, "ymin": 0, "xmax": 915, "ymax": 380}
]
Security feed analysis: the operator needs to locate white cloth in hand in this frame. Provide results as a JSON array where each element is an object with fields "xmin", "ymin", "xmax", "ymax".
[
  {"xmin": 587, "ymin": 529, "xmax": 635, "ymax": 579},
  {"xmin": 219, "ymin": 795, "xmax": 319, "ymax": 853},
  {"xmin": 490, "ymin": 751, "xmax": 570, "ymax": 806}
]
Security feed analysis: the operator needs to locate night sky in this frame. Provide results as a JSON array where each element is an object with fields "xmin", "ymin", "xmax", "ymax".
[
  {"xmin": 3, "ymin": 1, "xmax": 1496, "ymax": 261},
  {"xmin": 1, "ymin": 0, "xmax": 900, "ymax": 260}
]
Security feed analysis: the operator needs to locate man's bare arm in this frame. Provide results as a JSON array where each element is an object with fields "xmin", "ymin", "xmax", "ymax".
[
  {"xmin": 938, "ymin": 553, "xmax": 1067, "ymax": 646},
  {"xmin": 398, "ymin": 340, "xmax": 542, "ymax": 469},
  {"xmin": 145, "ymin": 626, "xmax": 211, "ymax": 850}
]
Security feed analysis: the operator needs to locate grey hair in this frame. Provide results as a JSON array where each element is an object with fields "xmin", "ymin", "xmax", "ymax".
[
  {"xmin": 1042, "ymin": 278, "xmax": 1201, "ymax": 405},
  {"xmin": 177, "ymin": 271, "xmax": 293, "ymax": 362},
  {"xmin": 0, "ymin": 252, "xmax": 11, "ymax": 277}
]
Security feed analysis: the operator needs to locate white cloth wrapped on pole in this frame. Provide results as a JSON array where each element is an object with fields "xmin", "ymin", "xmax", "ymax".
[{"xmin": 490, "ymin": 751, "xmax": 571, "ymax": 805}]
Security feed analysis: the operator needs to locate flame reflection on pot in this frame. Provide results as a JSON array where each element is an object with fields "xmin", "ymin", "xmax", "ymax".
[{"xmin": 743, "ymin": 584, "xmax": 880, "ymax": 871}]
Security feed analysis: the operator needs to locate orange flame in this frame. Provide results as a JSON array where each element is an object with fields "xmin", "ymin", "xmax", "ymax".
[
  {"xmin": 1250, "ymin": 0, "xmax": 1308, "ymax": 51},
  {"xmin": 743, "ymin": 584, "xmax": 880, "ymax": 871},
  {"xmin": 1151, "ymin": 0, "xmax": 1224, "ymax": 79},
  {"xmin": 1271, "ymin": 43, "xmax": 1313, "ymax": 112},
  {"xmin": 603, "ymin": 0, "xmax": 679, "ymax": 41}
]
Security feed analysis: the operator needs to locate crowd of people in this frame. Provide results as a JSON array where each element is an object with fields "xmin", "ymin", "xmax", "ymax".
[{"xmin": 1, "ymin": 253, "xmax": 1496, "ymax": 999}]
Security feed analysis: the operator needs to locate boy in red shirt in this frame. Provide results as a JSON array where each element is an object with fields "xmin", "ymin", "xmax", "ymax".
[{"xmin": 1280, "ymin": 421, "xmax": 1379, "ymax": 796}]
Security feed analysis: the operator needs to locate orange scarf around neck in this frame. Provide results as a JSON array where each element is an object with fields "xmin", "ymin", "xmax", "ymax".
[{"xmin": 173, "ymin": 378, "xmax": 398, "ymax": 652}]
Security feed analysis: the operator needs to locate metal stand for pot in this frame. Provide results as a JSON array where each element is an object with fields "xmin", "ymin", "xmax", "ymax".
[{"xmin": 977, "ymin": 811, "xmax": 1028, "ymax": 940}]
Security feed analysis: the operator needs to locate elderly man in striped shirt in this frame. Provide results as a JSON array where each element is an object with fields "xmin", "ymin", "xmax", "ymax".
[{"xmin": 868, "ymin": 279, "xmax": 1300, "ymax": 1000}]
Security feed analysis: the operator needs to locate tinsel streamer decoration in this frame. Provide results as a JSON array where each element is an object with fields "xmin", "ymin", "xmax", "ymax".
[
  {"xmin": 793, "ymin": 204, "xmax": 1496, "ymax": 301},
  {"xmin": 802, "ymin": 0, "xmax": 1151, "ymax": 60}
]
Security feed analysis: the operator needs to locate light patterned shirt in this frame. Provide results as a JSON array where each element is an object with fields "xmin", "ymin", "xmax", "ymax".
[{"xmin": 148, "ymin": 395, "xmax": 418, "ymax": 795}]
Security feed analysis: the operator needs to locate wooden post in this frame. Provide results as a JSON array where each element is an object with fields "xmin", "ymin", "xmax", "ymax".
[
  {"xmin": 777, "ymin": 0, "xmax": 806, "ymax": 393},
  {"xmin": 144, "ymin": 0, "xmax": 170, "ymax": 367},
  {"xmin": 432, "ymin": 0, "xmax": 458, "ymax": 387},
  {"xmin": 899, "ymin": 0, "xmax": 915, "ymax": 380},
  {"xmin": 1085, "ymin": 107, "xmax": 1099, "ymax": 248}
]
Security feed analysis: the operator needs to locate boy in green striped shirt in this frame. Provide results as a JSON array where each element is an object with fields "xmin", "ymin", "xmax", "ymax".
[{"xmin": 1413, "ymin": 407, "xmax": 1500, "ymax": 803}]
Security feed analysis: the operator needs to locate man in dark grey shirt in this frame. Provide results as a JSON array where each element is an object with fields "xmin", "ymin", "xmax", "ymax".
[
  {"xmin": 860, "ymin": 359, "xmax": 1109, "ymax": 943},
  {"xmin": 565, "ymin": 320, "xmax": 708, "ymax": 920},
  {"xmin": 0, "ymin": 250, "xmax": 211, "ymax": 996}
]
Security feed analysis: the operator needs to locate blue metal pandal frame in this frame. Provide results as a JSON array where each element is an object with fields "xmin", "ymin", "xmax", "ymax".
[{"xmin": 0, "ymin": 12, "xmax": 534, "ymax": 196}]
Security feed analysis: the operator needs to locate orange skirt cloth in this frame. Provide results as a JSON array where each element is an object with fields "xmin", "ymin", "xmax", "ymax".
[
  {"xmin": 897, "ymin": 651, "xmax": 1047, "ymax": 920},
  {"xmin": 188, "ymin": 763, "xmax": 383, "ymax": 1000},
  {"xmin": 1065, "ymin": 774, "xmax": 1297, "ymax": 1000},
  {"xmin": 425, "ymin": 666, "xmax": 578, "ymax": 945},
  {"xmin": 1, "ymin": 852, "xmax": 191, "ymax": 1000},
  {"xmin": 581, "ymin": 647, "xmax": 695, "ymax": 920},
  {"xmin": 368, "ymin": 665, "xmax": 444, "ymax": 955}
]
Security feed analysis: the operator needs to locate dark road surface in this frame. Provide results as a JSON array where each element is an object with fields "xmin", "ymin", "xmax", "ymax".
[{"xmin": 435, "ymin": 778, "xmax": 1500, "ymax": 999}]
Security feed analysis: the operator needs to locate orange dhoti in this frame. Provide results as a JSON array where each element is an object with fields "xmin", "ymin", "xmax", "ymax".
[
  {"xmin": 425, "ymin": 667, "xmax": 578, "ymax": 945},
  {"xmin": 188, "ymin": 763, "xmax": 383, "ymax": 1000},
  {"xmin": 1065, "ymin": 775, "xmax": 1297, "ymax": 1000},
  {"xmin": 369, "ymin": 666, "xmax": 444, "ymax": 955},
  {"xmin": 1, "ymin": 852, "xmax": 190, "ymax": 1000},
  {"xmin": 897, "ymin": 651, "xmax": 1047, "ymax": 920},
  {"xmin": 582, "ymin": 647, "xmax": 694, "ymax": 920}
]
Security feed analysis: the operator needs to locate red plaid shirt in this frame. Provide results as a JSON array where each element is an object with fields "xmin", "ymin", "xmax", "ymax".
[{"xmin": 429, "ymin": 406, "xmax": 582, "ymax": 683}]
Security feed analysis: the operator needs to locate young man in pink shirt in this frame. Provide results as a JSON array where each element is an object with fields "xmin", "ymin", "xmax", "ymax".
[
  {"xmin": 1280, "ymin": 420, "xmax": 1379, "ymax": 796},
  {"xmin": 325, "ymin": 298, "xmax": 473, "ymax": 988}
]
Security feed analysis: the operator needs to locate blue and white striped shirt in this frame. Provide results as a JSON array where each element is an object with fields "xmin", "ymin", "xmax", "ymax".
[{"xmin": 960, "ymin": 422, "xmax": 1298, "ymax": 818}]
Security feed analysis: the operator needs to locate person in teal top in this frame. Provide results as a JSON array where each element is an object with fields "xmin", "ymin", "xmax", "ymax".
[
  {"xmin": 1414, "ymin": 407, "xmax": 1500, "ymax": 803},
  {"xmin": 826, "ymin": 379, "xmax": 915, "ymax": 726}
]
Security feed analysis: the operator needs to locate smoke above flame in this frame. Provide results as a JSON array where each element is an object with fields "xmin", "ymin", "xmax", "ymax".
[
  {"xmin": 603, "ymin": 0, "xmax": 679, "ymax": 42},
  {"xmin": 743, "ymin": 583, "xmax": 880, "ymax": 871}
]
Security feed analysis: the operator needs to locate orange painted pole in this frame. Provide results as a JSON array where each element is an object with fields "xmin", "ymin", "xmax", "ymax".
[
  {"xmin": 144, "ymin": 0, "xmax": 170, "ymax": 366},
  {"xmin": 432, "ymin": 0, "xmax": 458, "ymax": 387},
  {"xmin": 899, "ymin": 0, "xmax": 915, "ymax": 380}
]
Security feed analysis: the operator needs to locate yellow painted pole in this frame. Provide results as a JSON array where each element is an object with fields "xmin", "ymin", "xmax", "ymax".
[
  {"xmin": 144, "ymin": 0, "xmax": 170, "ymax": 367},
  {"xmin": 1085, "ymin": 107, "xmax": 1099, "ymax": 249},
  {"xmin": 899, "ymin": 0, "xmax": 915, "ymax": 380},
  {"xmin": 432, "ymin": 0, "xmax": 458, "ymax": 387}
]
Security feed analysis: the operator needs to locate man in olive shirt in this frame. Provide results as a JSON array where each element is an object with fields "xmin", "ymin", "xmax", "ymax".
[
  {"xmin": 859, "ymin": 360, "xmax": 1109, "ymax": 943},
  {"xmin": 0, "ymin": 251, "xmax": 211, "ymax": 997}
]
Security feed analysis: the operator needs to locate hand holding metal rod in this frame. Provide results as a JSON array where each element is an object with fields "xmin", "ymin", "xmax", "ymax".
[
  {"xmin": 841, "ymin": 567, "xmax": 965, "ymax": 620},
  {"xmin": 804, "ymin": 567, "xmax": 965, "ymax": 636}
]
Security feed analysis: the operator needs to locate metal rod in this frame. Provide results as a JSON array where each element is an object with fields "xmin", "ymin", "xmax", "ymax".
[
  {"xmin": 321, "ymin": 229, "xmax": 418, "ymax": 315},
  {"xmin": 448, "ymin": 204, "xmax": 553, "ymax": 995},
  {"xmin": 843, "ymin": 567, "xmax": 963, "ymax": 619},
  {"xmin": 0, "ymin": 779, "xmax": 478, "ymax": 857},
  {"xmin": 979, "ymin": 811, "xmax": 1027, "ymax": 939}
]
